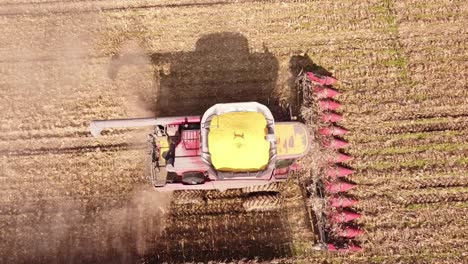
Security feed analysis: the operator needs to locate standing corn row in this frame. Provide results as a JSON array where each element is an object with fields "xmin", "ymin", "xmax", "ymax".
[{"xmin": 299, "ymin": 72, "xmax": 362, "ymax": 252}]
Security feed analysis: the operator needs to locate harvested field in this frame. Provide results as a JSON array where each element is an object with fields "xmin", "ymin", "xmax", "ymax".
[{"xmin": 0, "ymin": 0, "xmax": 467, "ymax": 263}]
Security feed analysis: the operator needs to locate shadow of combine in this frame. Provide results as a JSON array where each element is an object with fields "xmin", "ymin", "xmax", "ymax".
[
  {"xmin": 109, "ymin": 32, "xmax": 281, "ymax": 117},
  {"xmin": 288, "ymin": 53, "xmax": 334, "ymax": 116},
  {"xmin": 107, "ymin": 32, "xmax": 294, "ymax": 262},
  {"xmin": 289, "ymin": 54, "xmax": 332, "ymax": 77}
]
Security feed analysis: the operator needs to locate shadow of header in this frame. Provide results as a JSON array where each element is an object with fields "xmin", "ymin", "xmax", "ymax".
[
  {"xmin": 109, "ymin": 32, "xmax": 279, "ymax": 117},
  {"xmin": 289, "ymin": 54, "xmax": 332, "ymax": 78},
  {"xmin": 288, "ymin": 53, "xmax": 334, "ymax": 116}
]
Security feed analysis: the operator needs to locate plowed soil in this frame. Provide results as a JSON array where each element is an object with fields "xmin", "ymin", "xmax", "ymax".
[{"xmin": 1, "ymin": 1, "xmax": 467, "ymax": 263}]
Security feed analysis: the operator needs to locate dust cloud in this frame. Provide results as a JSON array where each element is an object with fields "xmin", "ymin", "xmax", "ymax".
[
  {"xmin": 0, "ymin": 11, "xmax": 169, "ymax": 264},
  {"xmin": 108, "ymin": 40, "xmax": 158, "ymax": 118},
  {"xmin": 2, "ymin": 188, "xmax": 171, "ymax": 263}
]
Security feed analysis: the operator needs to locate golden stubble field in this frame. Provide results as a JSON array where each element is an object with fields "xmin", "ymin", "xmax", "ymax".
[{"xmin": 0, "ymin": 0, "xmax": 467, "ymax": 263}]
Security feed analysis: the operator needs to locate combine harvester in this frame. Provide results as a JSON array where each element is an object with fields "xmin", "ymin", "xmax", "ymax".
[{"xmin": 89, "ymin": 72, "xmax": 361, "ymax": 252}]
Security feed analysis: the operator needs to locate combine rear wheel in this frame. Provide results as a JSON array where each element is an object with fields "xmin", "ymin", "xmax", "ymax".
[
  {"xmin": 172, "ymin": 190, "xmax": 204, "ymax": 205},
  {"xmin": 241, "ymin": 182, "xmax": 282, "ymax": 194},
  {"xmin": 205, "ymin": 189, "xmax": 243, "ymax": 199},
  {"xmin": 243, "ymin": 194, "xmax": 281, "ymax": 212}
]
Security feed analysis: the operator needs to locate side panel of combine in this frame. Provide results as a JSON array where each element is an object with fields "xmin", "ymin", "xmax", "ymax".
[{"xmin": 275, "ymin": 122, "xmax": 310, "ymax": 160}]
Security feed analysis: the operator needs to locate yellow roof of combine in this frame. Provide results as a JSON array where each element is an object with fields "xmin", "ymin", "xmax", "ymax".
[{"xmin": 208, "ymin": 112, "xmax": 270, "ymax": 172}]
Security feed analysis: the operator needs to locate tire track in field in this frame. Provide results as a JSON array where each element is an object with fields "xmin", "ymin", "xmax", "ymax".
[
  {"xmin": 354, "ymin": 187, "xmax": 468, "ymax": 209},
  {"xmin": 357, "ymin": 159, "xmax": 467, "ymax": 176},
  {"xmin": 345, "ymin": 103, "xmax": 468, "ymax": 123},
  {"xmin": 397, "ymin": 191, "xmax": 468, "ymax": 206},
  {"xmin": 397, "ymin": 177, "xmax": 468, "ymax": 190},
  {"xmin": 0, "ymin": 142, "xmax": 146, "ymax": 157},
  {"xmin": 346, "ymin": 118, "xmax": 468, "ymax": 136},
  {"xmin": 342, "ymin": 98, "xmax": 468, "ymax": 125},
  {"xmin": 354, "ymin": 160, "xmax": 467, "ymax": 178},
  {"xmin": 361, "ymin": 201, "xmax": 467, "ymax": 219},
  {"xmin": 368, "ymin": 222, "xmax": 468, "ymax": 243},
  {"xmin": 366, "ymin": 210, "xmax": 468, "ymax": 231},
  {"xmin": 346, "ymin": 130, "xmax": 467, "ymax": 147},
  {"xmin": 350, "ymin": 133, "xmax": 468, "ymax": 155},
  {"xmin": 355, "ymin": 176, "xmax": 468, "ymax": 192},
  {"xmin": 0, "ymin": 0, "xmax": 98, "ymax": 6},
  {"xmin": 0, "ymin": 0, "xmax": 304, "ymax": 17},
  {"xmin": 352, "ymin": 149, "xmax": 468, "ymax": 167},
  {"xmin": 368, "ymin": 230, "xmax": 467, "ymax": 255},
  {"xmin": 0, "ymin": 128, "xmax": 132, "ymax": 143}
]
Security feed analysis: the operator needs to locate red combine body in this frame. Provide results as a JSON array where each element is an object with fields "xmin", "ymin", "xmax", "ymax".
[{"xmin": 90, "ymin": 102, "xmax": 310, "ymax": 191}]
